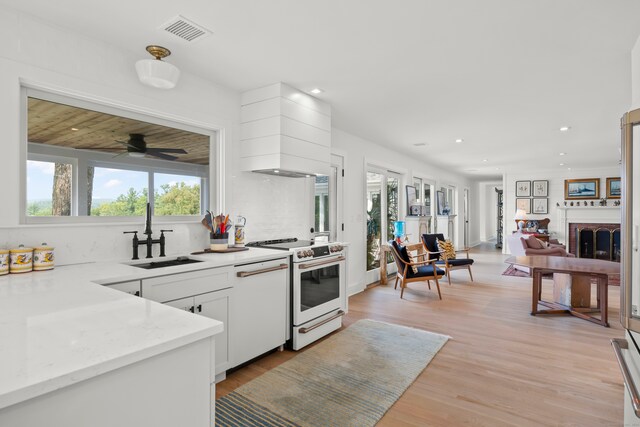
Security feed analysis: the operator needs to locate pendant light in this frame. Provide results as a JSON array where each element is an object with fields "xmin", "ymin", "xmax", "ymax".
[{"xmin": 135, "ymin": 45, "xmax": 180, "ymax": 89}]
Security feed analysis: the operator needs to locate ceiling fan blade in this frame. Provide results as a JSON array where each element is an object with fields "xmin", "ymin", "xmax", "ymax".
[
  {"xmin": 146, "ymin": 147, "xmax": 187, "ymax": 154},
  {"xmin": 74, "ymin": 147, "xmax": 123, "ymax": 151},
  {"xmin": 146, "ymin": 151, "xmax": 178, "ymax": 161},
  {"xmin": 111, "ymin": 151, "xmax": 130, "ymax": 159},
  {"xmin": 115, "ymin": 139, "xmax": 138, "ymax": 150}
]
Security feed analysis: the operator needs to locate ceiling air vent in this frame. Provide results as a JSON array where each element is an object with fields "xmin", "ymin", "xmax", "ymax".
[{"xmin": 160, "ymin": 15, "xmax": 212, "ymax": 42}]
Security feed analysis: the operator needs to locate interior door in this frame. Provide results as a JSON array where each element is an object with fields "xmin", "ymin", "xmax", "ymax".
[{"xmin": 622, "ymin": 109, "xmax": 640, "ymax": 332}]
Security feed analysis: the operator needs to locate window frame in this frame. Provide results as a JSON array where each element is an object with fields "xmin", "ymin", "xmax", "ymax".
[{"xmin": 20, "ymin": 86, "xmax": 219, "ymax": 225}]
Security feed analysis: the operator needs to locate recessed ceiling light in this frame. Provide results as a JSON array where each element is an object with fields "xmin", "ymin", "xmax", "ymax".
[
  {"xmin": 559, "ymin": 152, "xmax": 566, "ymax": 156},
  {"xmin": 71, "ymin": 127, "xmax": 79, "ymax": 131},
  {"xmin": 482, "ymin": 159, "xmax": 488, "ymax": 162},
  {"xmin": 413, "ymin": 143, "xmax": 427, "ymax": 147},
  {"xmin": 455, "ymin": 138, "xmax": 464, "ymax": 143},
  {"xmin": 495, "ymin": 168, "xmax": 500, "ymax": 170},
  {"xmin": 560, "ymin": 126, "xmax": 571, "ymax": 132},
  {"xmin": 567, "ymin": 167, "xmax": 572, "ymax": 170},
  {"xmin": 310, "ymin": 88, "xmax": 323, "ymax": 94},
  {"xmin": 305, "ymin": 175, "xmax": 311, "ymax": 178},
  {"xmin": 274, "ymin": 170, "xmax": 280, "ymax": 174},
  {"xmin": 559, "ymin": 163, "xmax": 565, "ymax": 166}
]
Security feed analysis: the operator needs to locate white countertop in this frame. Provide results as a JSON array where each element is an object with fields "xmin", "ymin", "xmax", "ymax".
[{"xmin": 0, "ymin": 247, "xmax": 289, "ymax": 410}]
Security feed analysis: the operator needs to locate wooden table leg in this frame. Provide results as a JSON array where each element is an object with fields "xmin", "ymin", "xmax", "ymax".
[
  {"xmin": 531, "ymin": 269, "xmax": 541, "ymax": 315},
  {"xmin": 380, "ymin": 246, "xmax": 388, "ymax": 286}
]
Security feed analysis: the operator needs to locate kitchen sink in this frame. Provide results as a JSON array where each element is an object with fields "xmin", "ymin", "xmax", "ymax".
[{"xmin": 129, "ymin": 256, "xmax": 203, "ymax": 269}]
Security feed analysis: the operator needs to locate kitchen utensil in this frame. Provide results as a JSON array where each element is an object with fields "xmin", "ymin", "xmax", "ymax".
[
  {"xmin": 10, "ymin": 245, "xmax": 33, "ymax": 273},
  {"xmin": 33, "ymin": 243, "xmax": 55, "ymax": 271}
]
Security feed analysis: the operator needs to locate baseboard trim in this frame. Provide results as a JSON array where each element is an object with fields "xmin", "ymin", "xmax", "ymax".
[{"xmin": 347, "ymin": 283, "xmax": 364, "ymax": 296}]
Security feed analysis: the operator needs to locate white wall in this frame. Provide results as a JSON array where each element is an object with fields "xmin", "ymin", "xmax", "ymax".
[
  {"xmin": 633, "ymin": 34, "xmax": 640, "ymax": 109},
  {"xmin": 0, "ymin": 7, "xmax": 311, "ymax": 264},
  {"xmin": 503, "ymin": 167, "xmax": 621, "ymax": 253},
  {"xmin": 332, "ymin": 128, "xmax": 474, "ymax": 294}
]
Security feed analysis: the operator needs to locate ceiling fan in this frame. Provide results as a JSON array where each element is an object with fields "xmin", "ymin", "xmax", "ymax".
[{"xmin": 75, "ymin": 134, "xmax": 187, "ymax": 161}]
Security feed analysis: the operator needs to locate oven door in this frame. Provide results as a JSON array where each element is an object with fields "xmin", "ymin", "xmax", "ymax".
[{"xmin": 293, "ymin": 256, "xmax": 345, "ymax": 326}]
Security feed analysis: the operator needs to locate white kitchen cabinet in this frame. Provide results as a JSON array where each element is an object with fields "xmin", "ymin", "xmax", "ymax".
[
  {"xmin": 142, "ymin": 267, "xmax": 231, "ymax": 303},
  {"xmin": 165, "ymin": 289, "xmax": 232, "ymax": 376},
  {"xmin": 232, "ymin": 258, "xmax": 289, "ymax": 367},
  {"xmin": 103, "ymin": 279, "xmax": 141, "ymax": 296}
]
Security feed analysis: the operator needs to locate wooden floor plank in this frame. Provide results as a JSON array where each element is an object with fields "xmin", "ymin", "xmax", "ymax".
[{"xmin": 217, "ymin": 243, "xmax": 624, "ymax": 426}]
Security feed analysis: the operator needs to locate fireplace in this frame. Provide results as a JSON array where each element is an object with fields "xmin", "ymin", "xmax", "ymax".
[{"xmin": 568, "ymin": 223, "xmax": 620, "ymax": 261}]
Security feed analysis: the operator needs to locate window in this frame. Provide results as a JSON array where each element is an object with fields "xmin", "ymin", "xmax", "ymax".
[
  {"xmin": 154, "ymin": 172, "xmax": 204, "ymax": 216},
  {"xmin": 90, "ymin": 167, "xmax": 148, "ymax": 216},
  {"xmin": 366, "ymin": 167, "xmax": 401, "ymax": 274},
  {"xmin": 24, "ymin": 89, "xmax": 213, "ymax": 222},
  {"xmin": 27, "ymin": 159, "xmax": 74, "ymax": 216},
  {"xmin": 314, "ymin": 174, "xmax": 330, "ymax": 235}
]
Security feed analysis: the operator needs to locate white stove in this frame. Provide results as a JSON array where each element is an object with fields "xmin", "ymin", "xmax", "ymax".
[{"xmin": 246, "ymin": 238, "xmax": 347, "ymax": 350}]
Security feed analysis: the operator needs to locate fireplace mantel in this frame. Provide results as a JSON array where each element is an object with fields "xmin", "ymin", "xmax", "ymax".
[{"xmin": 557, "ymin": 206, "xmax": 620, "ymax": 244}]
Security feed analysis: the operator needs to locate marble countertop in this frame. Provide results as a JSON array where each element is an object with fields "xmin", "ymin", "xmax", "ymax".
[{"xmin": 0, "ymin": 247, "xmax": 290, "ymax": 410}]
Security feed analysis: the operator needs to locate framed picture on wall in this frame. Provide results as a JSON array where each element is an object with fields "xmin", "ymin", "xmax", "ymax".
[
  {"xmin": 516, "ymin": 198, "xmax": 531, "ymax": 214},
  {"xmin": 532, "ymin": 180, "xmax": 548, "ymax": 197},
  {"xmin": 564, "ymin": 178, "xmax": 599, "ymax": 199},
  {"xmin": 405, "ymin": 185, "xmax": 417, "ymax": 215},
  {"xmin": 515, "ymin": 181, "xmax": 531, "ymax": 197},
  {"xmin": 606, "ymin": 177, "xmax": 621, "ymax": 199},
  {"xmin": 532, "ymin": 198, "xmax": 548, "ymax": 214}
]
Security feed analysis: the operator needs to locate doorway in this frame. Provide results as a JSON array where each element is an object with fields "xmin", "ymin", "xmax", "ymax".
[{"xmin": 365, "ymin": 166, "xmax": 401, "ymax": 284}]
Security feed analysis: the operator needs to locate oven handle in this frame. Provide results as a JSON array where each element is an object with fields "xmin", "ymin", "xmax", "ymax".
[
  {"xmin": 236, "ymin": 263, "xmax": 289, "ymax": 278},
  {"xmin": 299, "ymin": 310, "xmax": 345, "ymax": 334},
  {"xmin": 299, "ymin": 256, "xmax": 345, "ymax": 270},
  {"xmin": 612, "ymin": 338, "xmax": 640, "ymax": 417}
]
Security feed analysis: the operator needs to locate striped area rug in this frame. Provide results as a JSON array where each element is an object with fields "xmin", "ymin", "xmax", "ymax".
[{"xmin": 215, "ymin": 319, "xmax": 449, "ymax": 427}]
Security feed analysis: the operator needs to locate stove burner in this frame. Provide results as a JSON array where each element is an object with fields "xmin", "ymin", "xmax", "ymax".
[{"xmin": 246, "ymin": 238, "xmax": 315, "ymax": 250}]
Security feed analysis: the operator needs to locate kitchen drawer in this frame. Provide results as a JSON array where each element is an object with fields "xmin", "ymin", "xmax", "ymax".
[
  {"xmin": 104, "ymin": 280, "xmax": 141, "ymax": 297},
  {"xmin": 142, "ymin": 267, "xmax": 232, "ymax": 303}
]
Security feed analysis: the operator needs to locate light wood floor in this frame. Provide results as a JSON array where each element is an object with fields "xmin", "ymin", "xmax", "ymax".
[{"xmin": 217, "ymin": 243, "xmax": 624, "ymax": 426}]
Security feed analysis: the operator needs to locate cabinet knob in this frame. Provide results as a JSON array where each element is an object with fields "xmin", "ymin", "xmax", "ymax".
[
  {"xmin": 189, "ymin": 306, "xmax": 195, "ymax": 313},
  {"xmin": 197, "ymin": 304, "xmax": 202, "ymax": 313}
]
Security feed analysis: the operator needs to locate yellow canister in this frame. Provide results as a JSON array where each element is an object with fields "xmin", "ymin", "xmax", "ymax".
[
  {"xmin": 33, "ymin": 243, "xmax": 55, "ymax": 271},
  {"xmin": 10, "ymin": 245, "xmax": 33, "ymax": 274},
  {"xmin": 0, "ymin": 249, "xmax": 9, "ymax": 275}
]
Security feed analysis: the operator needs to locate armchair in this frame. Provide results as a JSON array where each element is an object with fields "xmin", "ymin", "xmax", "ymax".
[
  {"xmin": 388, "ymin": 240, "xmax": 445, "ymax": 299},
  {"xmin": 421, "ymin": 233, "xmax": 474, "ymax": 285},
  {"xmin": 506, "ymin": 232, "xmax": 575, "ymax": 273}
]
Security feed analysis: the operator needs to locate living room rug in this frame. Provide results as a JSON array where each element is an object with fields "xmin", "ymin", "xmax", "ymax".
[{"xmin": 215, "ymin": 319, "xmax": 449, "ymax": 427}]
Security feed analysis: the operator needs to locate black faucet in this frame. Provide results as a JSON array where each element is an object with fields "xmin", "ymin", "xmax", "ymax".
[{"xmin": 124, "ymin": 203, "xmax": 173, "ymax": 260}]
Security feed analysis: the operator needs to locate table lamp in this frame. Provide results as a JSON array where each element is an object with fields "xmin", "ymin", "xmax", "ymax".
[{"xmin": 514, "ymin": 209, "xmax": 527, "ymax": 232}]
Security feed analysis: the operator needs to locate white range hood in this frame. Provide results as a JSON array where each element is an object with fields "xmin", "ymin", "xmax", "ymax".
[{"xmin": 240, "ymin": 83, "xmax": 331, "ymax": 177}]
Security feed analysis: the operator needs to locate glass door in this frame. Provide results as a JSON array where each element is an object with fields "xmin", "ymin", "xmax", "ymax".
[
  {"xmin": 365, "ymin": 167, "xmax": 402, "ymax": 284},
  {"xmin": 622, "ymin": 109, "xmax": 640, "ymax": 331}
]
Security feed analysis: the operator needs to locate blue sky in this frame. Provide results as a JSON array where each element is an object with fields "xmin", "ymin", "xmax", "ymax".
[{"xmin": 27, "ymin": 161, "xmax": 200, "ymax": 202}]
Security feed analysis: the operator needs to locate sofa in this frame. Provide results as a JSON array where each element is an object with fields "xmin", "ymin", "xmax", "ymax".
[{"xmin": 506, "ymin": 232, "xmax": 575, "ymax": 273}]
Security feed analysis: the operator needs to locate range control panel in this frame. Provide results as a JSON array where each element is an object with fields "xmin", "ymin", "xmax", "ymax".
[{"xmin": 294, "ymin": 244, "xmax": 344, "ymax": 262}]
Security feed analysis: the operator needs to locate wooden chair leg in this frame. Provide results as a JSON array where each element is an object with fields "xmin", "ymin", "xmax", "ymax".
[
  {"xmin": 434, "ymin": 276, "xmax": 442, "ymax": 300},
  {"xmin": 427, "ymin": 280, "xmax": 431, "ymax": 289},
  {"xmin": 394, "ymin": 275, "xmax": 399, "ymax": 289},
  {"xmin": 400, "ymin": 278, "xmax": 405, "ymax": 299},
  {"xmin": 447, "ymin": 269, "xmax": 452, "ymax": 286},
  {"xmin": 468, "ymin": 266, "xmax": 474, "ymax": 282}
]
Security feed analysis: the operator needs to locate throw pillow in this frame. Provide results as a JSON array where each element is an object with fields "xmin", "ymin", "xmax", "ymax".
[
  {"xmin": 407, "ymin": 252, "xmax": 419, "ymax": 274},
  {"xmin": 397, "ymin": 245, "xmax": 418, "ymax": 274},
  {"xmin": 437, "ymin": 239, "xmax": 456, "ymax": 260},
  {"xmin": 535, "ymin": 237, "xmax": 548, "ymax": 248},
  {"xmin": 526, "ymin": 235, "xmax": 545, "ymax": 249}
]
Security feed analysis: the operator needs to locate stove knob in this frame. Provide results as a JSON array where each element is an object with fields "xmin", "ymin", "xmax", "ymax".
[
  {"xmin": 306, "ymin": 250, "xmax": 314, "ymax": 257},
  {"xmin": 296, "ymin": 251, "xmax": 304, "ymax": 258}
]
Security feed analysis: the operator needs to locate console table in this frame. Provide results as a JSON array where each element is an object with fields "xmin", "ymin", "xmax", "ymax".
[{"xmin": 505, "ymin": 256, "xmax": 620, "ymax": 327}]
